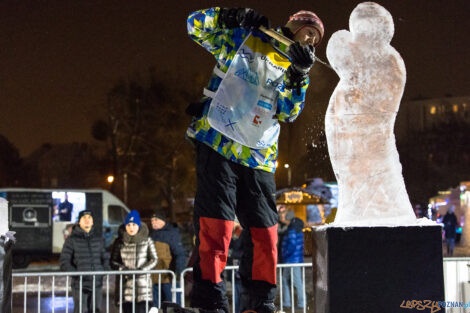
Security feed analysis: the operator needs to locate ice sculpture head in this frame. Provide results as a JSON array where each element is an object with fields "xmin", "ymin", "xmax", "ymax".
[{"xmin": 349, "ymin": 2, "xmax": 394, "ymax": 45}]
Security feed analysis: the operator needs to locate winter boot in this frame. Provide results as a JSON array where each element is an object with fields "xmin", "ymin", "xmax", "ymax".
[{"xmin": 162, "ymin": 302, "xmax": 226, "ymax": 313}]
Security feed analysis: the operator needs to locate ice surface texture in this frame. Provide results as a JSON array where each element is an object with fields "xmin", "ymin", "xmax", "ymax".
[{"xmin": 325, "ymin": 2, "xmax": 416, "ymax": 226}]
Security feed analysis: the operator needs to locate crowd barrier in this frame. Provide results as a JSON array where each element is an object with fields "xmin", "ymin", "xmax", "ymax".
[{"xmin": 11, "ymin": 258, "xmax": 468, "ymax": 313}]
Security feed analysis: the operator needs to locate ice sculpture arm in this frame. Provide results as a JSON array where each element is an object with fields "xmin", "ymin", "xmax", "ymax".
[
  {"xmin": 187, "ymin": 8, "xmax": 249, "ymax": 63},
  {"xmin": 275, "ymin": 76, "xmax": 309, "ymax": 123}
]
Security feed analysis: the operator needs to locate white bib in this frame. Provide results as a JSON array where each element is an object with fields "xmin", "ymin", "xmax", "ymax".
[{"xmin": 206, "ymin": 34, "xmax": 290, "ymax": 149}]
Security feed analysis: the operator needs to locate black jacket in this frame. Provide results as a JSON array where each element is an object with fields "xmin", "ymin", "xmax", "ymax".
[
  {"xmin": 150, "ymin": 223, "xmax": 187, "ymax": 275},
  {"xmin": 59, "ymin": 225, "xmax": 110, "ymax": 290},
  {"xmin": 443, "ymin": 212, "xmax": 458, "ymax": 239}
]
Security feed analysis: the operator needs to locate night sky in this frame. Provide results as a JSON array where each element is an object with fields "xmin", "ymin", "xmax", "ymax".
[{"xmin": 1, "ymin": 0, "xmax": 469, "ymax": 156}]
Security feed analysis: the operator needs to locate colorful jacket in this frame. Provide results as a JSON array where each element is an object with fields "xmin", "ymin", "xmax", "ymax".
[{"xmin": 186, "ymin": 7, "xmax": 309, "ymax": 173}]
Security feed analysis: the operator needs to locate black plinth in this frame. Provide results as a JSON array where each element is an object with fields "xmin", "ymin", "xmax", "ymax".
[{"xmin": 311, "ymin": 225, "xmax": 444, "ymax": 313}]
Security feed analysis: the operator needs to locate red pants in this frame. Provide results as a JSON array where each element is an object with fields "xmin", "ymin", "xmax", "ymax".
[{"xmin": 190, "ymin": 143, "xmax": 279, "ymax": 312}]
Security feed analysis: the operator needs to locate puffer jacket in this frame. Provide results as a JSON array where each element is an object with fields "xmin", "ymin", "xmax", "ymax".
[
  {"xmin": 280, "ymin": 217, "xmax": 304, "ymax": 264},
  {"xmin": 110, "ymin": 223, "xmax": 157, "ymax": 303},
  {"xmin": 59, "ymin": 225, "xmax": 110, "ymax": 290}
]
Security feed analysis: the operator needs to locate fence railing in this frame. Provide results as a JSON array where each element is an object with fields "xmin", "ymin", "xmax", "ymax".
[
  {"xmin": 12, "ymin": 269, "xmax": 175, "ymax": 313},
  {"xmin": 442, "ymin": 257, "xmax": 470, "ymax": 313},
  {"xmin": 12, "ymin": 258, "xmax": 470, "ymax": 313},
  {"xmin": 179, "ymin": 263, "xmax": 312, "ymax": 313}
]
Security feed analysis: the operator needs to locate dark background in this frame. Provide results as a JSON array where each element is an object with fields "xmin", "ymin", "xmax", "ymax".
[
  {"xmin": 1, "ymin": 0, "xmax": 468, "ymax": 155},
  {"xmin": 0, "ymin": 0, "xmax": 469, "ymax": 211}
]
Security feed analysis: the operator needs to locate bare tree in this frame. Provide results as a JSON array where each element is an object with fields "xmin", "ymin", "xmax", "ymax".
[{"xmin": 92, "ymin": 68, "xmax": 202, "ymax": 218}]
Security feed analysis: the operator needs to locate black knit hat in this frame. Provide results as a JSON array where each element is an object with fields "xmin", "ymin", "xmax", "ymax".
[
  {"xmin": 151, "ymin": 212, "xmax": 167, "ymax": 221},
  {"xmin": 78, "ymin": 210, "xmax": 93, "ymax": 221}
]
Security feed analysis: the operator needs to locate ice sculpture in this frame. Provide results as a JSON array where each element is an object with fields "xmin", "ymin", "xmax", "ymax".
[{"xmin": 325, "ymin": 2, "xmax": 416, "ymax": 226}]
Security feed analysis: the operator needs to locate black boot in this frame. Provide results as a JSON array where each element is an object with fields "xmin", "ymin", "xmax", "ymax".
[
  {"xmin": 162, "ymin": 302, "xmax": 227, "ymax": 313},
  {"xmin": 252, "ymin": 300, "xmax": 278, "ymax": 313}
]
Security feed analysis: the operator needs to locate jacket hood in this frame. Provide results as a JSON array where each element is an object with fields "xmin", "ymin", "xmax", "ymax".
[
  {"xmin": 71, "ymin": 224, "xmax": 96, "ymax": 238},
  {"xmin": 123, "ymin": 222, "xmax": 149, "ymax": 244},
  {"xmin": 289, "ymin": 217, "xmax": 304, "ymax": 232}
]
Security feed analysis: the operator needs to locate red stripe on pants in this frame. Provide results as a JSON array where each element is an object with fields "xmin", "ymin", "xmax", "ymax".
[
  {"xmin": 250, "ymin": 224, "xmax": 278, "ymax": 285},
  {"xmin": 199, "ymin": 217, "xmax": 234, "ymax": 283}
]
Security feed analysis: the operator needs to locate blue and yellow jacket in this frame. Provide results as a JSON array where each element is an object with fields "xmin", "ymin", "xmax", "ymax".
[{"xmin": 186, "ymin": 7, "xmax": 309, "ymax": 173}]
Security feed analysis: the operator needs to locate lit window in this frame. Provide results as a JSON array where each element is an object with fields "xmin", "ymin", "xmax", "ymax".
[
  {"xmin": 453, "ymin": 104, "xmax": 459, "ymax": 113},
  {"xmin": 430, "ymin": 106, "xmax": 436, "ymax": 115}
]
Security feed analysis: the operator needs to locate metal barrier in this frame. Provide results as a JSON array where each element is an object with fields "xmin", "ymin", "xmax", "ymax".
[
  {"xmin": 13, "ymin": 259, "xmax": 469, "ymax": 313},
  {"xmin": 179, "ymin": 263, "xmax": 313, "ymax": 313},
  {"xmin": 12, "ymin": 269, "xmax": 175, "ymax": 313},
  {"xmin": 442, "ymin": 257, "xmax": 470, "ymax": 313}
]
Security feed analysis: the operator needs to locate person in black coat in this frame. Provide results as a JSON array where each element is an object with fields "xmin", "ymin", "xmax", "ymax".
[
  {"xmin": 58, "ymin": 193, "xmax": 74, "ymax": 221},
  {"xmin": 149, "ymin": 212, "xmax": 187, "ymax": 306},
  {"xmin": 60, "ymin": 210, "xmax": 110, "ymax": 313},
  {"xmin": 443, "ymin": 206, "xmax": 458, "ymax": 256}
]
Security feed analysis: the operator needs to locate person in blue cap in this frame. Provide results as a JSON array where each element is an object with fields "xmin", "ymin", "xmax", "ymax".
[{"xmin": 110, "ymin": 210, "xmax": 158, "ymax": 313}]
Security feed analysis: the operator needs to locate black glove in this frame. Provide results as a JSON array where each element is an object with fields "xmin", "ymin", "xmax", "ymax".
[
  {"xmin": 288, "ymin": 42, "xmax": 315, "ymax": 75},
  {"xmin": 285, "ymin": 43, "xmax": 315, "ymax": 93},
  {"xmin": 219, "ymin": 8, "xmax": 270, "ymax": 30}
]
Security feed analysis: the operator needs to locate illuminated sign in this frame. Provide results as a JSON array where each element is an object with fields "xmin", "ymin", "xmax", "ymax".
[{"xmin": 285, "ymin": 191, "xmax": 303, "ymax": 203}]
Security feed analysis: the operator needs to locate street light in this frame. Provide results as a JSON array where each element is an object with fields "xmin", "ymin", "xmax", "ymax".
[
  {"xmin": 284, "ymin": 164, "xmax": 292, "ymax": 186},
  {"xmin": 107, "ymin": 175, "xmax": 114, "ymax": 184}
]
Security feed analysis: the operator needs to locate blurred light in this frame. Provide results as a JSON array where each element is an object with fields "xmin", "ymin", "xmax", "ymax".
[
  {"xmin": 284, "ymin": 164, "xmax": 290, "ymax": 169},
  {"xmin": 275, "ymin": 161, "xmax": 278, "ymax": 168},
  {"xmin": 107, "ymin": 175, "xmax": 114, "ymax": 183},
  {"xmin": 285, "ymin": 191, "xmax": 303, "ymax": 203},
  {"xmin": 430, "ymin": 106, "xmax": 437, "ymax": 115},
  {"xmin": 453, "ymin": 104, "xmax": 459, "ymax": 113}
]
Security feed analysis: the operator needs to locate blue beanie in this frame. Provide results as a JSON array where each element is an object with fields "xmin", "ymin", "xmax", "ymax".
[{"xmin": 124, "ymin": 210, "xmax": 141, "ymax": 227}]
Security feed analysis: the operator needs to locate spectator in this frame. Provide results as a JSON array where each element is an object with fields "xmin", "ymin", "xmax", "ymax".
[
  {"xmin": 443, "ymin": 206, "xmax": 458, "ymax": 256},
  {"xmin": 149, "ymin": 212, "xmax": 187, "ymax": 307},
  {"xmin": 59, "ymin": 193, "xmax": 74, "ymax": 221},
  {"xmin": 278, "ymin": 206, "xmax": 295, "ymax": 260},
  {"xmin": 60, "ymin": 210, "xmax": 109, "ymax": 313},
  {"xmin": 110, "ymin": 210, "xmax": 157, "ymax": 313},
  {"xmin": 280, "ymin": 215, "xmax": 305, "ymax": 310}
]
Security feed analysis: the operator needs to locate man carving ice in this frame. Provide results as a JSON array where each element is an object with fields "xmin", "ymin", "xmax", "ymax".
[
  {"xmin": 181, "ymin": 7, "xmax": 324, "ymax": 313},
  {"xmin": 325, "ymin": 2, "xmax": 416, "ymax": 225}
]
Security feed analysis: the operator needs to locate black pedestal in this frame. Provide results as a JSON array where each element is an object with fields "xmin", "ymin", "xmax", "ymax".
[{"xmin": 311, "ymin": 225, "xmax": 444, "ymax": 313}]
